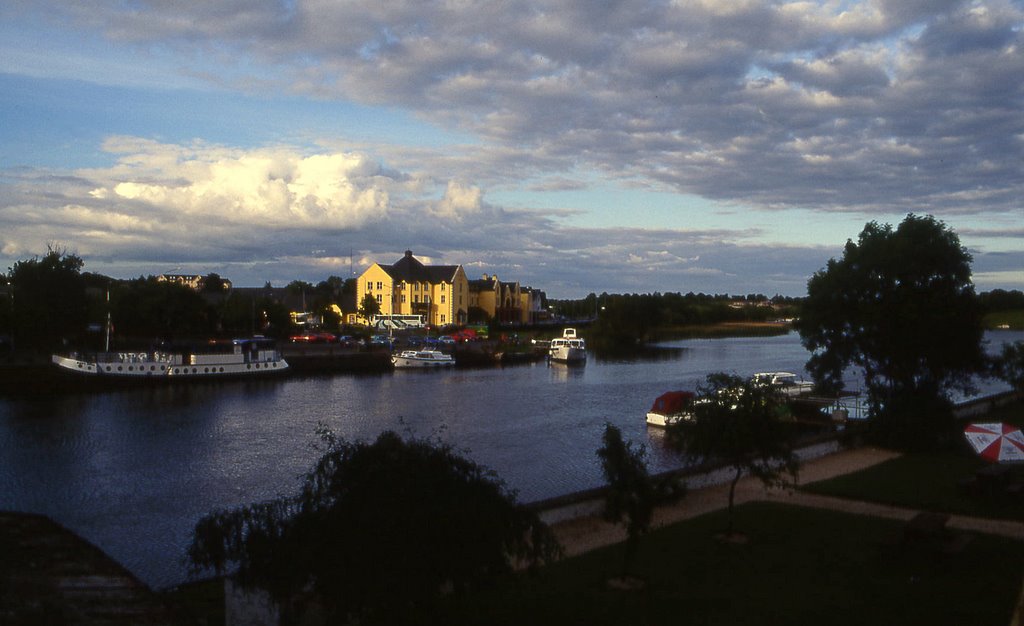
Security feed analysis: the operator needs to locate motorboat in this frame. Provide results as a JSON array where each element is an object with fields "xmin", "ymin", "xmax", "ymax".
[
  {"xmin": 548, "ymin": 328, "xmax": 586, "ymax": 364},
  {"xmin": 646, "ymin": 390, "xmax": 695, "ymax": 427},
  {"xmin": 751, "ymin": 371, "xmax": 814, "ymax": 397},
  {"xmin": 391, "ymin": 350, "xmax": 455, "ymax": 369},
  {"xmin": 52, "ymin": 337, "xmax": 289, "ymax": 379}
]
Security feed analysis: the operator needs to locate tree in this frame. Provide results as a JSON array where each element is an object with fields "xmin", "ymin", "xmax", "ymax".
[
  {"xmin": 358, "ymin": 292, "xmax": 381, "ymax": 322},
  {"xmin": 795, "ymin": 214, "xmax": 986, "ymax": 450},
  {"xmin": 995, "ymin": 341, "xmax": 1024, "ymax": 392},
  {"xmin": 596, "ymin": 424, "xmax": 684, "ymax": 580},
  {"xmin": 111, "ymin": 277, "xmax": 211, "ymax": 341},
  {"xmin": 6, "ymin": 246, "xmax": 89, "ymax": 352},
  {"xmin": 668, "ymin": 373, "xmax": 799, "ymax": 536},
  {"xmin": 201, "ymin": 272, "xmax": 228, "ymax": 293},
  {"xmin": 188, "ymin": 428, "xmax": 561, "ymax": 623}
]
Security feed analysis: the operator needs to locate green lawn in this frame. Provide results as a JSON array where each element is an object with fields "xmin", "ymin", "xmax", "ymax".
[
  {"xmin": 804, "ymin": 401, "xmax": 1024, "ymax": 520},
  {"xmin": 425, "ymin": 502, "xmax": 1024, "ymax": 626}
]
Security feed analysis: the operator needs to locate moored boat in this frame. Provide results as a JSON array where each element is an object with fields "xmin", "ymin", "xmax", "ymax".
[
  {"xmin": 751, "ymin": 371, "xmax": 814, "ymax": 397},
  {"xmin": 549, "ymin": 328, "xmax": 586, "ymax": 364},
  {"xmin": 52, "ymin": 337, "xmax": 289, "ymax": 379},
  {"xmin": 646, "ymin": 390, "xmax": 695, "ymax": 427},
  {"xmin": 391, "ymin": 350, "xmax": 455, "ymax": 369}
]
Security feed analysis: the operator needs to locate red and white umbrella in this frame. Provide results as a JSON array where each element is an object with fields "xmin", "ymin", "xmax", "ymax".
[{"xmin": 964, "ymin": 423, "xmax": 1024, "ymax": 463}]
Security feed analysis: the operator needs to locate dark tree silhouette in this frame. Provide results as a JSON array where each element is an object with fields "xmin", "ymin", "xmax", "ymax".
[
  {"xmin": 358, "ymin": 292, "xmax": 381, "ymax": 322},
  {"xmin": 669, "ymin": 373, "xmax": 799, "ymax": 536},
  {"xmin": 189, "ymin": 427, "xmax": 561, "ymax": 623},
  {"xmin": 796, "ymin": 214, "xmax": 986, "ymax": 450},
  {"xmin": 996, "ymin": 341, "xmax": 1024, "ymax": 392},
  {"xmin": 6, "ymin": 246, "xmax": 89, "ymax": 352},
  {"xmin": 597, "ymin": 423, "xmax": 684, "ymax": 579}
]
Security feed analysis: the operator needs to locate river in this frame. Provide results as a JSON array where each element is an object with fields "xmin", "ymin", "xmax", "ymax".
[{"xmin": 0, "ymin": 330, "xmax": 1019, "ymax": 589}]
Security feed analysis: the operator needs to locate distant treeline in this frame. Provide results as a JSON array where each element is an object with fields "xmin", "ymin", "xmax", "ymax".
[
  {"xmin": 549, "ymin": 292, "xmax": 803, "ymax": 345},
  {"xmin": 1, "ymin": 248, "xmax": 1021, "ymax": 356},
  {"xmin": 978, "ymin": 289, "xmax": 1024, "ymax": 312}
]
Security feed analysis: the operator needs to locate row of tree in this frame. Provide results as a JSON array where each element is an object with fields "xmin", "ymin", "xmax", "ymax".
[
  {"xmin": 0, "ymin": 249, "xmax": 368, "ymax": 354},
  {"xmin": 188, "ymin": 368, "xmax": 801, "ymax": 623}
]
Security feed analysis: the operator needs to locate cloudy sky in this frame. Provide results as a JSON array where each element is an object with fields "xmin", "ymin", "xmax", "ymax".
[{"xmin": 1, "ymin": 0, "xmax": 1021, "ymax": 298}]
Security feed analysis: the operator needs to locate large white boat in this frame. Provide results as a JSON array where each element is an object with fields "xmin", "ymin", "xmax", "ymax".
[
  {"xmin": 549, "ymin": 328, "xmax": 586, "ymax": 364},
  {"xmin": 391, "ymin": 350, "xmax": 455, "ymax": 369},
  {"xmin": 52, "ymin": 337, "xmax": 289, "ymax": 379},
  {"xmin": 751, "ymin": 371, "xmax": 814, "ymax": 397},
  {"xmin": 646, "ymin": 390, "xmax": 695, "ymax": 427}
]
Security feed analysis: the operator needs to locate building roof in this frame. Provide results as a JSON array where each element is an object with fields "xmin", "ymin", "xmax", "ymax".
[
  {"xmin": 0, "ymin": 512, "xmax": 180, "ymax": 624},
  {"xmin": 380, "ymin": 251, "xmax": 461, "ymax": 284}
]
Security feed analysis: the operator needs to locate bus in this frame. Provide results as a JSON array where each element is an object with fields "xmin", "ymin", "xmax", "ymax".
[{"xmin": 371, "ymin": 314, "xmax": 424, "ymax": 329}]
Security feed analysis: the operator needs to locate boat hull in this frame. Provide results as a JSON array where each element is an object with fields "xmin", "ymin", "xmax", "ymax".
[
  {"xmin": 52, "ymin": 340, "xmax": 289, "ymax": 381},
  {"xmin": 548, "ymin": 329, "xmax": 586, "ymax": 364},
  {"xmin": 391, "ymin": 351, "xmax": 455, "ymax": 369},
  {"xmin": 646, "ymin": 411, "xmax": 690, "ymax": 428},
  {"xmin": 52, "ymin": 354, "xmax": 289, "ymax": 379},
  {"xmin": 549, "ymin": 346, "xmax": 587, "ymax": 363}
]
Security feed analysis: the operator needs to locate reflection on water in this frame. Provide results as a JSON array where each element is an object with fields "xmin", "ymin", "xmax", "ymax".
[{"xmin": 0, "ymin": 330, "xmax": 1018, "ymax": 589}]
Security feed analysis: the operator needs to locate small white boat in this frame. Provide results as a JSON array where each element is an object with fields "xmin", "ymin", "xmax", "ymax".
[
  {"xmin": 751, "ymin": 372, "xmax": 814, "ymax": 397},
  {"xmin": 646, "ymin": 390, "xmax": 695, "ymax": 427},
  {"xmin": 52, "ymin": 337, "xmax": 288, "ymax": 379},
  {"xmin": 549, "ymin": 328, "xmax": 586, "ymax": 364},
  {"xmin": 391, "ymin": 350, "xmax": 455, "ymax": 369}
]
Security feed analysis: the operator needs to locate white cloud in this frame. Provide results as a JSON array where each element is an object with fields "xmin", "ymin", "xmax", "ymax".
[
  {"xmin": 430, "ymin": 180, "xmax": 483, "ymax": 220},
  {"xmin": 3, "ymin": 0, "xmax": 1023, "ymax": 295},
  {"xmin": 88, "ymin": 143, "xmax": 393, "ymax": 229}
]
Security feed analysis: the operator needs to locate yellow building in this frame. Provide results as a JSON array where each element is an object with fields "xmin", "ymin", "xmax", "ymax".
[
  {"xmin": 357, "ymin": 251, "xmax": 469, "ymax": 327},
  {"xmin": 468, "ymin": 275, "xmax": 547, "ymax": 324}
]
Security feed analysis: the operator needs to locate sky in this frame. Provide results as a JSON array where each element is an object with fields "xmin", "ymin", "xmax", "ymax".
[{"xmin": 1, "ymin": 0, "xmax": 1022, "ymax": 298}]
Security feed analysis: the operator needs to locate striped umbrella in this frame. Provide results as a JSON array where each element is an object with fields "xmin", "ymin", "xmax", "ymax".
[{"xmin": 963, "ymin": 423, "xmax": 1024, "ymax": 463}]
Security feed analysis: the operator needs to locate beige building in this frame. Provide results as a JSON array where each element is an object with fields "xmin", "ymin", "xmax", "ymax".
[
  {"xmin": 156, "ymin": 273, "xmax": 232, "ymax": 291},
  {"xmin": 468, "ymin": 275, "xmax": 546, "ymax": 325},
  {"xmin": 357, "ymin": 251, "xmax": 469, "ymax": 327}
]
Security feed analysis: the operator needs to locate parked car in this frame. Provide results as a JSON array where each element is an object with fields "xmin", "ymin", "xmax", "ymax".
[
  {"xmin": 370, "ymin": 335, "xmax": 395, "ymax": 349},
  {"xmin": 336, "ymin": 335, "xmax": 359, "ymax": 348},
  {"xmin": 289, "ymin": 331, "xmax": 337, "ymax": 343}
]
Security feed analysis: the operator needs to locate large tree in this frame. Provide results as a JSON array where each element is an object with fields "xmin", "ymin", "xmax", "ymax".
[
  {"xmin": 796, "ymin": 214, "xmax": 986, "ymax": 449},
  {"xmin": 596, "ymin": 423, "xmax": 684, "ymax": 580},
  {"xmin": 6, "ymin": 247, "xmax": 90, "ymax": 353},
  {"xmin": 357, "ymin": 292, "xmax": 381, "ymax": 322},
  {"xmin": 189, "ymin": 428, "xmax": 561, "ymax": 623},
  {"xmin": 668, "ymin": 373, "xmax": 799, "ymax": 536}
]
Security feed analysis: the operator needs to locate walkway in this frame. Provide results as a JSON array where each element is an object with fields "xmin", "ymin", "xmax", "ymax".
[{"xmin": 550, "ymin": 445, "xmax": 1024, "ymax": 556}]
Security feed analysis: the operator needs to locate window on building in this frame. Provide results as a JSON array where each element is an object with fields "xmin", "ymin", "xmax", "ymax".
[
  {"xmin": 366, "ymin": 281, "xmax": 371, "ymax": 291},
  {"xmin": 441, "ymin": 315, "xmax": 446, "ymax": 324},
  {"xmin": 441, "ymin": 295, "xmax": 445, "ymax": 304},
  {"xmin": 401, "ymin": 295, "xmax": 406, "ymax": 303},
  {"xmin": 414, "ymin": 295, "xmax": 419, "ymax": 303},
  {"xmin": 376, "ymin": 294, "xmax": 382, "ymax": 303},
  {"xmin": 441, "ymin": 283, "xmax": 446, "ymax": 291},
  {"xmin": 376, "ymin": 281, "xmax": 382, "ymax": 290}
]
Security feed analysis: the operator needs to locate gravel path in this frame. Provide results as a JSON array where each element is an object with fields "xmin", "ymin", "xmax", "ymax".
[{"xmin": 549, "ymin": 446, "xmax": 1024, "ymax": 557}]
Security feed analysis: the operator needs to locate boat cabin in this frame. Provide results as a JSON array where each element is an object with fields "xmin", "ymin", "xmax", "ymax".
[{"xmin": 649, "ymin": 391, "xmax": 696, "ymax": 416}]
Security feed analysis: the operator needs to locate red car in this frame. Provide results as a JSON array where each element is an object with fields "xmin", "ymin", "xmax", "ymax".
[{"xmin": 289, "ymin": 331, "xmax": 337, "ymax": 343}]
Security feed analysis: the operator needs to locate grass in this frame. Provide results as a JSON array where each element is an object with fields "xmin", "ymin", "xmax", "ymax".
[
  {"xmin": 424, "ymin": 502, "xmax": 1024, "ymax": 626},
  {"xmin": 804, "ymin": 452, "xmax": 1024, "ymax": 520},
  {"xmin": 805, "ymin": 401, "xmax": 1024, "ymax": 520},
  {"xmin": 166, "ymin": 403, "xmax": 1024, "ymax": 624}
]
